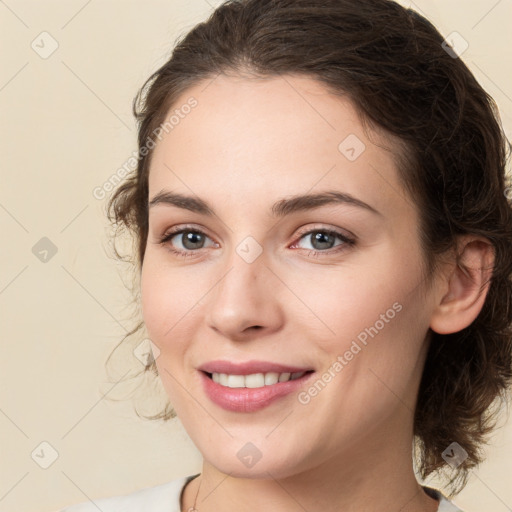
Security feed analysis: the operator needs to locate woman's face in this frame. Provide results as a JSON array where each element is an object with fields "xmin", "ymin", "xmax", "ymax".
[{"xmin": 141, "ymin": 74, "xmax": 441, "ymax": 478}]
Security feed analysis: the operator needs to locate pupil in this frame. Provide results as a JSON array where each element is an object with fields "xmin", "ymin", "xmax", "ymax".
[
  {"xmin": 183, "ymin": 231, "xmax": 204, "ymax": 249},
  {"xmin": 312, "ymin": 232, "xmax": 334, "ymax": 250}
]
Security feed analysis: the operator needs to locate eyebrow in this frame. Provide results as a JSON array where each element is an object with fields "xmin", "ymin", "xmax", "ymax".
[{"xmin": 148, "ymin": 189, "xmax": 381, "ymax": 217}]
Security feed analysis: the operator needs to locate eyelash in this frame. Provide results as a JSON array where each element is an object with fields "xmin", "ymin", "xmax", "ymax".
[{"xmin": 158, "ymin": 224, "xmax": 356, "ymax": 259}]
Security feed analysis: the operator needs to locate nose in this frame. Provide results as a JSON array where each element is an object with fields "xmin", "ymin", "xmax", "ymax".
[{"xmin": 204, "ymin": 249, "xmax": 285, "ymax": 342}]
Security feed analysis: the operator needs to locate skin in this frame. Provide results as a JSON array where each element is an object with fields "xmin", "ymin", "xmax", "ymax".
[{"xmin": 140, "ymin": 74, "xmax": 493, "ymax": 512}]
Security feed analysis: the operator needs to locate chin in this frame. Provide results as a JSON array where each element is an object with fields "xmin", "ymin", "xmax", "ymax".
[{"xmin": 196, "ymin": 435, "xmax": 315, "ymax": 480}]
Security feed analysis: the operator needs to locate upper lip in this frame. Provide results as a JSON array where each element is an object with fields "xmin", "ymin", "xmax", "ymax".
[{"xmin": 198, "ymin": 360, "xmax": 314, "ymax": 375}]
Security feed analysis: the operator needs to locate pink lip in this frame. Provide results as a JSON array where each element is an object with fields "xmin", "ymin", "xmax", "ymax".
[{"xmin": 198, "ymin": 360, "xmax": 314, "ymax": 413}]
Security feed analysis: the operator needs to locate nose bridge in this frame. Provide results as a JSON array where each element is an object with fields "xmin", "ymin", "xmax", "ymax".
[
  {"xmin": 205, "ymin": 239, "xmax": 283, "ymax": 337},
  {"xmin": 216, "ymin": 233, "xmax": 268, "ymax": 300},
  {"xmin": 214, "ymin": 244, "xmax": 268, "ymax": 314}
]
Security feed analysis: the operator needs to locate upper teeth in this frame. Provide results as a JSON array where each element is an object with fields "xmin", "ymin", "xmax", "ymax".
[{"xmin": 211, "ymin": 371, "xmax": 306, "ymax": 388}]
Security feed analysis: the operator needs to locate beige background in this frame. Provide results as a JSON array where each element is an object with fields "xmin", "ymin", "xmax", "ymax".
[{"xmin": 1, "ymin": 1, "xmax": 511, "ymax": 511}]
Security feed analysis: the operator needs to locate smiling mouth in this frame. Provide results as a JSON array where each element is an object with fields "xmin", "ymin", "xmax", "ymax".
[
  {"xmin": 200, "ymin": 366, "xmax": 315, "ymax": 412},
  {"xmin": 205, "ymin": 371, "xmax": 312, "ymax": 388}
]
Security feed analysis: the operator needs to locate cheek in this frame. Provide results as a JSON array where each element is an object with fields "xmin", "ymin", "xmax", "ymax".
[
  {"xmin": 140, "ymin": 257, "xmax": 202, "ymax": 407},
  {"xmin": 308, "ymin": 262, "xmax": 429, "ymax": 408},
  {"xmin": 284, "ymin": 260, "xmax": 411, "ymax": 346},
  {"xmin": 140, "ymin": 259, "xmax": 169, "ymax": 340},
  {"xmin": 286, "ymin": 246, "xmax": 430, "ymax": 378},
  {"xmin": 140, "ymin": 254, "xmax": 204, "ymax": 343}
]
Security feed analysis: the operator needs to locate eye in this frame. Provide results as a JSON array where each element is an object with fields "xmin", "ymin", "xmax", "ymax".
[
  {"xmin": 292, "ymin": 227, "xmax": 355, "ymax": 255},
  {"xmin": 159, "ymin": 226, "xmax": 217, "ymax": 257}
]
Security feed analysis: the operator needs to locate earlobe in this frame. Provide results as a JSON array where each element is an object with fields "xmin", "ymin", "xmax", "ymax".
[{"xmin": 429, "ymin": 238, "xmax": 495, "ymax": 335}]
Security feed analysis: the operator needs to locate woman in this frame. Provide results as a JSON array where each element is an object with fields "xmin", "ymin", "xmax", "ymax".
[{"xmin": 59, "ymin": 0, "xmax": 512, "ymax": 510}]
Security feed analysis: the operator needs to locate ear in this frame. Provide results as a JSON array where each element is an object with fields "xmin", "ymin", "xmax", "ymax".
[{"xmin": 429, "ymin": 237, "xmax": 495, "ymax": 335}]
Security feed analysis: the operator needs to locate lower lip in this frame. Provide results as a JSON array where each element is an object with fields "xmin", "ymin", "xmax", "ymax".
[{"xmin": 200, "ymin": 372, "xmax": 313, "ymax": 413}]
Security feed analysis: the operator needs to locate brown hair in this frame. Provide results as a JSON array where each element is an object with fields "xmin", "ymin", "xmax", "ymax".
[{"xmin": 106, "ymin": 0, "xmax": 512, "ymax": 495}]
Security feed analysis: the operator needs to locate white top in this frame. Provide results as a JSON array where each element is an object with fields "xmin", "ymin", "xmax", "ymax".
[{"xmin": 57, "ymin": 476, "xmax": 464, "ymax": 512}]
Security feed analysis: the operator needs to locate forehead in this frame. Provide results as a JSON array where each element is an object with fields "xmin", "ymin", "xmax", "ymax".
[{"xmin": 148, "ymin": 74, "xmax": 415, "ymax": 224}]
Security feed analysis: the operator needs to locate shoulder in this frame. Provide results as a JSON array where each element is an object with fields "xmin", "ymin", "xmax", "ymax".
[
  {"xmin": 438, "ymin": 497, "xmax": 465, "ymax": 512},
  {"xmin": 57, "ymin": 475, "xmax": 193, "ymax": 512},
  {"xmin": 423, "ymin": 486, "xmax": 465, "ymax": 512}
]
